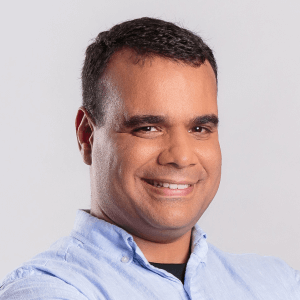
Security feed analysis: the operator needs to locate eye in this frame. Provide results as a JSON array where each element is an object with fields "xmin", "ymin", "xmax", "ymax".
[
  {"xmin": 133, "ymin": 126, "xmax": 158, "ymax": 133},
  {"xmin": 190, "ymin": 126, "xmax": 212, "ymax": 134}
]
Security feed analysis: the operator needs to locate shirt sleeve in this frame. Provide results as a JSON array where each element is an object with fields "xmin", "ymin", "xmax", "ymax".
[{"xmin": 0, "ymin": 273, "xmax": 88, "ymax": 300}]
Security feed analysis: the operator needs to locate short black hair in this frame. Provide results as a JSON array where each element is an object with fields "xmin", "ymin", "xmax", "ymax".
[{"xmin": 81, "ymin": 17, "xmax": 217, "ymax": 127}]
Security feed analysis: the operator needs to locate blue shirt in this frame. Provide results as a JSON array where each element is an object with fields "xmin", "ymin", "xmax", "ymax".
[{"xmin": 1, "ymin": 210, "xmax": 299, "ymax": 299}]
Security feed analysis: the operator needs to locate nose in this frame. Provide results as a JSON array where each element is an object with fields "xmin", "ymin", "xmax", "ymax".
[{"xmin": 157, "ymin": 128, "xmax": 198, "ymax": 168}]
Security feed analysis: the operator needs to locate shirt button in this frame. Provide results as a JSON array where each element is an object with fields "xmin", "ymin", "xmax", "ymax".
[{"xmin": 121, "ymin": 256, "xmax": 129, "ymax": 263}]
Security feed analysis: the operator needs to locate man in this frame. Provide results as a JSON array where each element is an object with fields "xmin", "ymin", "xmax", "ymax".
[{"xmin": 0, "ymin": 17, "xmax": 299, "ymax": 299}]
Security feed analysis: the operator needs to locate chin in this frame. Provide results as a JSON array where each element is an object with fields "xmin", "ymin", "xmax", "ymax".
[{"xmin": 144, "ymin": 210, "xmax": 198, "ymax": 231}]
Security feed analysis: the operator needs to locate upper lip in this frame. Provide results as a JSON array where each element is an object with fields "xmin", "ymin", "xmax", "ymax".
[{"xmin": 142, "ymin": 178, "xmax": 198, "ymax": 185}]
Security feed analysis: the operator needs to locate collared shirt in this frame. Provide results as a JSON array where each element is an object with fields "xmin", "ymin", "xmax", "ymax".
[{"xmin": 0, "ymin": 210, "xmax": 299, "ymax": 300}]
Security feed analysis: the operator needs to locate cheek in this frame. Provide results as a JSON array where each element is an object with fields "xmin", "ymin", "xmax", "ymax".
[
  {"xmin": 115, "ymin": 137, "xmax": 160, "ymax": 178},
  {"xmin": 92, "ymin": 135, "xmax": 119, "ymax": 185},
  {"xmin": 198, "ymin": 139, "xmax": 222, "ymax": 174}
]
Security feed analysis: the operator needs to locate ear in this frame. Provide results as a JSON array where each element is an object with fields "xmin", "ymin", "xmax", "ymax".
[{"xmin": 75, "ymin": 107, "xmax": 96, "ymax": 165}]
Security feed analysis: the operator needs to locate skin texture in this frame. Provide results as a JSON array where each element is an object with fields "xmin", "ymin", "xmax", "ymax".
[{"xmin": 75, "ymin": 49, "xmax": 222, "ymax": 264}]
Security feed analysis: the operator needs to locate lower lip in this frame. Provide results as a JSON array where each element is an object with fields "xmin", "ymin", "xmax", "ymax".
[{"xmin": 142, "ymin": 180, "xmax": 194, "ymax": 197}]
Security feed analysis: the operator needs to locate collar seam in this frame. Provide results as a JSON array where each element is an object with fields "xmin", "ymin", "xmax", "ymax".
[{"xmin": 70, "ymin": 230, "xmax": 103, "ymax": 252}]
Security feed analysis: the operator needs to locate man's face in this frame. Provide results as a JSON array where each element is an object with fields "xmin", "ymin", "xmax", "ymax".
[{"xmin": 90, "ymin": 50, "xmax": 221, "ymax": 243}]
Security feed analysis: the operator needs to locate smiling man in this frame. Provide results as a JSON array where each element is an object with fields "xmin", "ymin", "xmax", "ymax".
[
  {"xmin": 81, "ymin": 49, "xmax": 221, "ymax": 265},
  {"xmin": 0, "ymin": 17, "xmax": 299, "ymax": 300}
]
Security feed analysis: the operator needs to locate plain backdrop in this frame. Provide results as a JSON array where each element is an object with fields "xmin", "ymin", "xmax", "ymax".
[{"xmin": 1, "ymin": 0, "xmax": 299, "ymax": 280}]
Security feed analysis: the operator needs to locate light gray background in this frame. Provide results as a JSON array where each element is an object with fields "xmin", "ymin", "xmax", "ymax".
[{"xmin": 1, "ymin": 0, "xmax": 299, "ymax": 280}]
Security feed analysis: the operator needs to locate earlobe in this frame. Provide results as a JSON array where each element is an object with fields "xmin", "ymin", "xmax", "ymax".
[
  {"xmin": 75, "ymin": 107, "xmax": 95, "ymax": 165},
  {"xmin": 80, "ymin": 142, "xmax": 92, "ymax": 165}
]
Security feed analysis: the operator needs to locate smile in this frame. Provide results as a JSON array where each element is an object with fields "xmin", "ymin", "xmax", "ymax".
[
  {"xmin": 142, "ymin": 178, "xmax": 196, "ymax": 197},
  {"xmin": 144, "ymin": 179, "xmax": 191, "ymax": 190}
]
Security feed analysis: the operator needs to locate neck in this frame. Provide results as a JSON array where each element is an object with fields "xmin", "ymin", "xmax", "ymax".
[
  {"xmin": 90, "ymin": 207, "xmax": 193, "ymax": 264},
  {"xmin": 131, "ymin": 229, "xmax": 192, "ymax": 264}
]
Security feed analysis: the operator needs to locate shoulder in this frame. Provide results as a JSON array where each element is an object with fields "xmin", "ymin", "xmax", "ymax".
[
  {"xmin": 206, "ymin": 242, "xmax": 300, "ymax": 292},
  {"xmin": 207, "ymin": 242, "xmax": 298, "ymax": 272},
  {"xmin": 0, "ymin": 236, "xmax": 88, "ymax": 300},
  {"xmin": 0, "ymin": 272, "xmax": 87, "ymax": 300}
]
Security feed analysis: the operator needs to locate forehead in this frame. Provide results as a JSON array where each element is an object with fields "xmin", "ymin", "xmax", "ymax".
[{"xmin": 104, "ymin": 49, "xmax": 218, "ymax": 124}]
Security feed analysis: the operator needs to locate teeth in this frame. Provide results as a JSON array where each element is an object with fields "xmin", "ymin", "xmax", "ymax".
[
  {"xmin": 152, "ymin": 181, "xmax": 190, "ymax": 189},
  {"xmin": 169, "ymin": 184, "xmax": 177, "ymax": 189},
  {"xmin": 153, "ymin": 181, "xmax": 160, "ymax": 187},
  {"xmin": 177, "ymin": 184, "xmax": 189, "ymax": 189}
]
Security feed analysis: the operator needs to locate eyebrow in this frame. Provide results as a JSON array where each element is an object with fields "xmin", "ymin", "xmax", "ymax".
[{"xmin": 121, "ymin": 114, "xmax": 219, "ymax": 128}]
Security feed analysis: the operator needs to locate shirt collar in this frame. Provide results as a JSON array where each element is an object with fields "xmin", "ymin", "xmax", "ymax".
[
  {"xmin": 191, "ymin": 223, "xmax": 208, "ymax": 264},
  {"xmin": 72, "ymin": 209, "xmax": 208, "ymax": 264}
]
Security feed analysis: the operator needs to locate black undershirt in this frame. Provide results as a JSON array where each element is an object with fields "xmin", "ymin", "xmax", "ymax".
[{"xmin": 149, "ymin": 262, "xmax": 187, "ymax": 284}]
